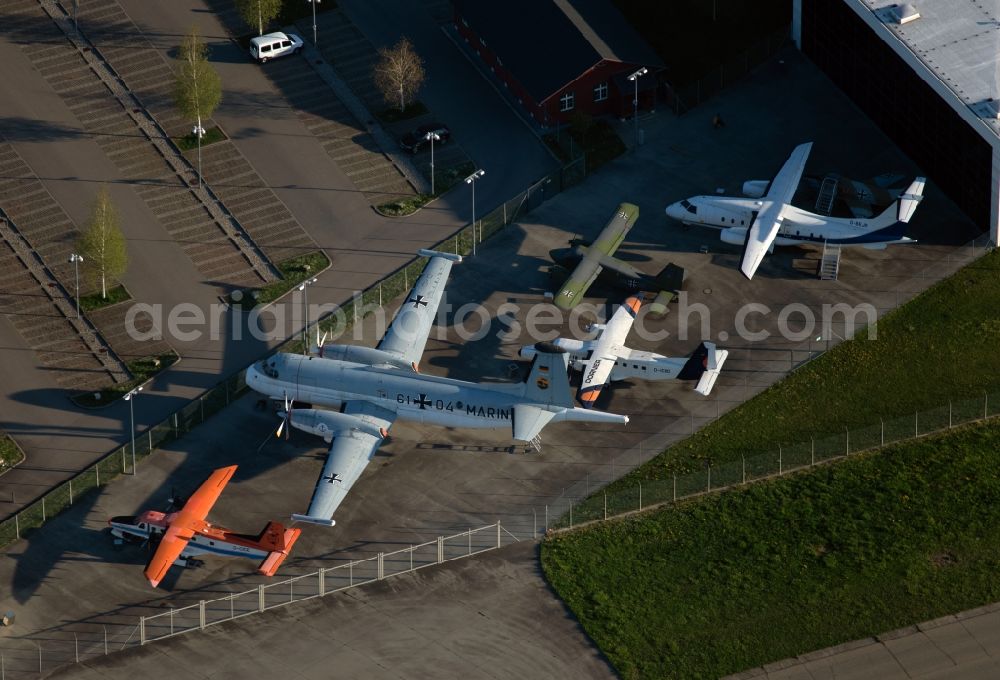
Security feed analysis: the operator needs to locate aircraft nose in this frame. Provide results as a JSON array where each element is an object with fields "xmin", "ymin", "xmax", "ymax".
[{"xmin": 665, "ymin": 203, "xmax": 684, "ymax": 221}]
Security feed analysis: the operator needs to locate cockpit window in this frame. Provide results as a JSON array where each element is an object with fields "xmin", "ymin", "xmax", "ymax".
[{"xmin": 680, "ymin": 199, "xmax": 697, "ymax": 214}]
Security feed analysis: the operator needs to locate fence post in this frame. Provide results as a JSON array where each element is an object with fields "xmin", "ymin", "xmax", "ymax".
[
  {"xmin": 846, "ymin": 427, "xmax": 850, "ymax": 455},
  {"xmin": 139, "ymin": 616, "xmax": 146, "ymax": 645},
  {"xmin": 410, "ymin": 547, "xmax": 413, "ymax": 571},
  {"xmin": 378, "ymin": 552, "xmax": 385, "ymax": 579},
  {"xmin": 672, "ymin": 474, "xmax": 676, "ymax": 501},
  {"xmin": 37, "ymin": 643, "xmax": 41, "ymax": 674},
  {"xmin": 169, "ymin": 607, "xmax": 174, "ymax": 635},
  {"xmin": 544, "ymin": 505, "xmax": 548, "ymax": 531},
  {"xmin": 41, "ymin": 497, "xmax": 46, "ymax": 522},
  {"xmin": 122, "ymin": 447, "xmax": 126, "ymax": 473},
  {"xmin": 200, "ymin": 397, "xmax": 204, "ymax": 422},
  {"xmin": 639, "ymin": 482, "xmax": 642, "ymax": 509},
  {"xmin": 915, "ymin": 411, "xmax": 918, "ymax": 437},
  {"xmin": 199, "ymin": 600, "xmax": 206, "ymax": 629},
  {"xmin": 881, "ymin": 419, "xmax": 884, "ymax": 446},
  {"xmin": 104, "ymin": 626, "xmax": 108, "ymax": 655},
  {"xmin": 496, "ymin": 521, "xmax": 501, "ymax": 548},
  {"xmin": 468, "ymin": 528, "xmax": 472, "ymax": 554},
  {"xmin": 149, "ymin": 430, "xmax": 153, "ymax": 452},
  {"xmin": 811, "ymin": 438, "xmax": 815, "ymax": 466},
  {"xmin": 570, "ymin": 503, "xmax": 573, "ymax": 527},
  {"xmin": 604, "ymin": 492, "xmax": 607, "ymax": 520},
  {"xmin": 533, "ymin": 508, "xmax": 537, "ymax": 537},
  {"xmin": 742, "ymin": 454, "xmax": 746, "ymax": 481},
  {"xmin": 404, "ymin": 267, "xmax": 408, "ymax": 290},
  {"xmin": 986, "ymin": 391, "xmax": 989, "ymax": 419},
  {"xmin": 949, "ymin": 401, "xmax": 953, "ymax": 428},
  {"xmin": 437, "ymin": 536, "xmax": 444, "ymax": 563},
  {"xmin": 779, "ymin": 445, "xmax": 782, "ymax": 474},
  {"xmin": 69, "ymin": 479, "xmax": 73, "ymax": 505},
  {"xmin": 257, "ymin": 584, "xmax": 265, "ymax": 612},
  {"xmin": 14, "ymin": 514, "xmax": 18, "ymax": 540},
  {"xmin": 350, "ymin": 560, "xmax": 353, "ymax": 586},
  {"xmin": 707, "ymin": 466, "xmax": 711, "ymax": 491},
  {"xmin": 378, "ymin": 283, "xmax": 382, "ymax": 308},
  {"xmin": 503, "ymin": 201, "xmax": 507, "ymax": 225},
  {"xmin": 318, "ymin": 567, "xmax": 325, "ymax": 596},
  {"xmin": 173, "ymin": 412, "xmax": 178, "ymax": 436},
  {"xmin": 75, "ymin": 633, "xmax": 78, "ymax": 663},
  {"xmin": 95, "ymin": 464, "xmax": 100, "ymax": 487}
]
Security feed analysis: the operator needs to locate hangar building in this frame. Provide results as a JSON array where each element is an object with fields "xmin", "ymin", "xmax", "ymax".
[{"xmin": 793, "ymin": 0, "xmax": 1000, "ymax": 242}]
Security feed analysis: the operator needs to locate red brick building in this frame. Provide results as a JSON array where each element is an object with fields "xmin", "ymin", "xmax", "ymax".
[{"xmin": 454, "ymin": 0, "xmax": 664, "ymax": 127}]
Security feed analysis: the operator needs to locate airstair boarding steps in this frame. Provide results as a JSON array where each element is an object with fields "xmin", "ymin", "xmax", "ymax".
[
  {"xmin": 820, "ymin": 240, "xmax": 841, "ymax": 280},
  {"xmin": 815, "ymin": 175, "xmax": 839, "ymax": 215}
]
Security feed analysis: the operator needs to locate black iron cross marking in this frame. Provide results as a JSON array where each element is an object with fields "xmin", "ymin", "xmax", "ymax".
[
  {"xmin": 408, "ymin": 295, "xmax": 428, "ymax": 308},
  {"xmin": 414, "ymin": 394, "xmax": 432, "ymax": 410},
  {"xmin": 322, "ymin": 473, "xmax": 342, "ymax": 484}
]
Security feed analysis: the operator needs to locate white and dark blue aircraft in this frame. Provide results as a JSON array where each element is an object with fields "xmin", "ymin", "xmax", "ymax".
[
  {"xmin": 665, "ymin": 142, "xmax": 926, "ymax": 279},
  {"xmin": 246, "ymin": 250, "xmax": 629, "ymax": 526},
  {"xmin": 520, "ymin": 295, "xmax": 728, "ymax": 408}
]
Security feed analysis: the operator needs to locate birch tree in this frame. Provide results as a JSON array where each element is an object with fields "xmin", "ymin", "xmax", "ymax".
[
  {"xmin": 79, "ymin": 187, "xmax": 127, "ymax": 300},
  {"xmin": 374, "ymin": 38, "xmax": 425, "ymax": 112},
  {"xmin": 174, "ymin": 28, "xmax": 222, "ymax": 188},
  {"xmin": 235, "ymin": 0, "xmax": 281, "ymax": 36}
]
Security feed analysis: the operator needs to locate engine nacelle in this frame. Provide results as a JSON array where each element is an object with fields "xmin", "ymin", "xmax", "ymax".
[
  {"xmin": 742, "ymin": 180, "xmax": 769, "ymax": 198},
  {"xmin": 288, "ymin": 408, "xmax": 386, "ymax": 443},
  {"xmin": 720, "ymin": 227, "xmax": 749, "ymax": 246},
  {"xmin": 319, "ymin": 344, "xmax": 412, "ymax": 370},
  {"xmin": 520, "ymin": 337, "xmax": 586, "ymax": 360}
]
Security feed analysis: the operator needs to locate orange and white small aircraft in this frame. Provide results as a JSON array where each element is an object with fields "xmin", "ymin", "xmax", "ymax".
[{"xmin": 108, "ymin": 465, "xmax": 301, "ymax": 588}]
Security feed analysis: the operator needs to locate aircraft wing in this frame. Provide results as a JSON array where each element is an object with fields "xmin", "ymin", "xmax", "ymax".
[
  {"xmin": 144, "ymin": 523, "xmax": 194, "ymax": 588},
  {"xmin": 740, "ymin": 142, "xmax": 812, "ymax": 280},
  {"xmin": 577, "ymin": 296, "xmax": 641, "ymax": 407},
  {"xmin": 292, "ymin": 401, "xmax": 397, "ymax": 526},
  {"xmin": 143, "ymin": 465, "xmax": 237, "ymax": 587},
  {"xmin": 376, "ymin": 250, "xmax": 461, "ymax": 370},
  {"xmin": 554, "ymin": 203, "xmax": 639, "ymax": 310},
  {"xmin": 173, "ymin": 465, "xmax": 236, "ymax": 524}
]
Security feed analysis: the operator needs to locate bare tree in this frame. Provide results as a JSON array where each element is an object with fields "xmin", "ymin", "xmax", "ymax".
[
  {"xmin": 174, "ymin": 28, "xmax": 222, "ymax": 188},
  {"xmin": 78, "ymin": 187, "xmax": 128, "ymax": 300},
  {"xmin": 234, "ymin": 0, "xmax": 282, "ymax": 36},
  {"xmin": 373, "ymin": 38, "xmax": 425, "ymax": 112}
]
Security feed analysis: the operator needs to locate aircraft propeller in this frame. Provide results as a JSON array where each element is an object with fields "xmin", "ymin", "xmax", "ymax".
[{"xmin": 275, "ymin": 393, "xmax": 294, "ymax": 440}]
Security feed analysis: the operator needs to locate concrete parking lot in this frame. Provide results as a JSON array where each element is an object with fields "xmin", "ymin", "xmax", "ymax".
[{"xmin": 0, "ymin": 40, "xmax": 987, "ymax": 679}]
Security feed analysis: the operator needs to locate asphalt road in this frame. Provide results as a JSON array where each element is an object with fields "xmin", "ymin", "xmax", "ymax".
[
  {"xmin": 0, "ymin": 45, "xmax": 987, "ymax": 679},
  {"xmin": 0, "ymin": 0, "xmax": 556, "ymax": 520}
]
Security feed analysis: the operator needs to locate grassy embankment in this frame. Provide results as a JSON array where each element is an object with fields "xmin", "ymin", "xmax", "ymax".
[{"xmin": 542, "ymin": 249, "xmax": 1000, "ymax": 678}]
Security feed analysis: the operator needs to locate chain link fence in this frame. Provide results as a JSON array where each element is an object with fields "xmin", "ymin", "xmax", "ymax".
[
  {"xmin": 0, "ymin": 166, "xmax": 565, "ymax": 550},
  {"xmin": 137, "ymin": 523, "xmax": 515, "ymax": 645},
  {"xmin": 540, "ymin": 387, "xmax": 1000, "ymax": 533}
]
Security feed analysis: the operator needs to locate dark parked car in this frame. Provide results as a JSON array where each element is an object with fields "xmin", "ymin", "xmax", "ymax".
[{"xmin": 399, "ymin": 123, "xmax": 451, "ymax": 153}]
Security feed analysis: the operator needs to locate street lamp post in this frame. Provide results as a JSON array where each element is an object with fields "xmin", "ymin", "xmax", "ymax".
[
  {"xmin": 628, "ymin": 67, "xmax": 648, "ymax": 151},
  {"xmin": 124, "ymin": 386, "xmax": 142, "ymax": 475},
  {"xmin": 425, "ymin": 131, "xmax": 440, "ymax": 195},
  {"xmin": 464, "ymin": 169, "xmax": 485, "ymax": 256},
  {"xmin": 193, "ymin": 122, "xmax": 206, "ymax": 189},
  {"xmin": 299, "ymin": 277, "xmax": 318, "ymax": 354},
  {"xmin": 68, "ymin": 253, "xmax": 83, "ymax": 319},
  {"xmin": 307, "ymin": 0, "xmax": 320, "ymax": 48}
]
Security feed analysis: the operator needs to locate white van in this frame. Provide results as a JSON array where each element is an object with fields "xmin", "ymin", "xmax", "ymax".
[{"xmin": 250, "ymin": 32, "xmax": 304, "ymax": 63}]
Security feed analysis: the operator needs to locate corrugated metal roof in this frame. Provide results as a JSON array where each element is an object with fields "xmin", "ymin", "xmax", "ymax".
[{"xmin": 859, "ymin": 0, "xmax": 1000, "ymax": 136}]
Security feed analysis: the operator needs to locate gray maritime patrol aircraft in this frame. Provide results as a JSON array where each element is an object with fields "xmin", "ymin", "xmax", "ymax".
[{"xmin": 247, "ymin": 250, "xmax": 629, "ymax": 526}]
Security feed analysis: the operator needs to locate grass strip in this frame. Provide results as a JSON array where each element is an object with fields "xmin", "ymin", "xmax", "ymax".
[{"xmin": 543, "ymin": 420, "xmax": 1000, "ymax": 679}]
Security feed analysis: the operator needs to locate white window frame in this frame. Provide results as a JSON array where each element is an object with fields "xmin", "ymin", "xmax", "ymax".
[
  {"xmin": 560, "ymin": 91, "xmax": 575, "ymax": 112},
  {"xmin": 593, "ymin": 81, "xmax": 608, "ymax": 102}
]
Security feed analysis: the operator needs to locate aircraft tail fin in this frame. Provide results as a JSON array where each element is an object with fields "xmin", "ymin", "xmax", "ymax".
[
  {"xmin": 645, "ymin": 263, "xmax": 685, "ymax": 317},
  {"xmin": 512, "ymin": 404, "xmax": 628, "ymax": 442},
  {"xmin": 520, "ymin": 342, "xmax": 574, "ymax": 407},
  {"xmin": 677, "ymin": 342, "xmax": 729, "ymax": 395},
  {"xmin": 256, "ymin": 526, "xmax": 301, "ymax": 577},
  {"xmin": 897, "ymin": 177, "xmax": 925, "ymax": 223}
]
